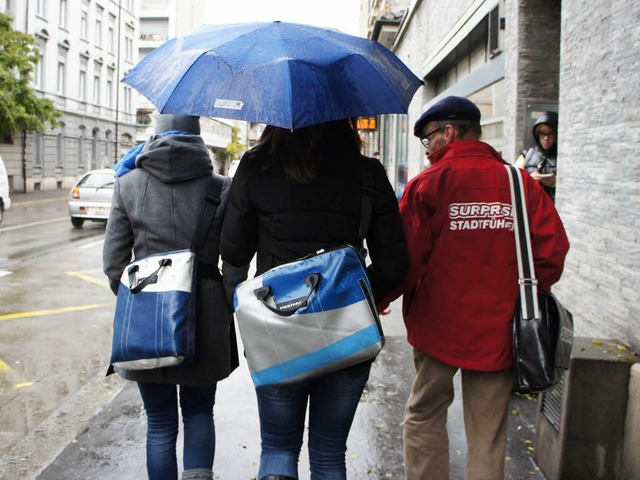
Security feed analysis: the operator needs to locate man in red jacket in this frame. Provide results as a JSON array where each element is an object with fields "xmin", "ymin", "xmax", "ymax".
[{"xmin": 385, "ymin": 96, "xmax": 569, "ymax": 480}]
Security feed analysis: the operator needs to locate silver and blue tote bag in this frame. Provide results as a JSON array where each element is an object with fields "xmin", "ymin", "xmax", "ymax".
[
  {"xmin": 110, "ymin": 249, "xmax": 197, "ymax": 370},
  {"xmin": 234, "ymin": 245, "xmax": 384, "ymax": 387}
]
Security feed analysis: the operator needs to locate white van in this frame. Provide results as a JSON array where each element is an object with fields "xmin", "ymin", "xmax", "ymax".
[{"xmin": 0, "ymin": 154, "xmax": 11, "ymax": 224}]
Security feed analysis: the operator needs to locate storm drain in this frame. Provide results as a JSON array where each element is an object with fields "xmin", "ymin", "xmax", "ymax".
[{"xmin": 540, "ymin": 370, "xmax": 565, "ymax": 431}]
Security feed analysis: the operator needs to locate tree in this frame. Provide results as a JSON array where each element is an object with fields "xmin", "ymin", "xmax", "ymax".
[
  {"xmin": 0, "ymin": 12, "xmax": 60, "ymax": 136},
  {"xmin": 225, "ymin": 127, "xmax": 245, "ymax": 159}
]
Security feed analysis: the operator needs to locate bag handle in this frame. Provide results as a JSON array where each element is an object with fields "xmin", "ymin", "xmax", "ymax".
[
  {"xmin": 253, "ymin": 273, "xmax": 321, "ymax": 316},
  {"xmin": 128, "ymin": 258, "xmax": 172, "ymax": 293},
  {"xmin": 125, "ymin": 174, "xmax": 225, "ymax": 294},
  {"xmin": 505, "ymin": 165, "xmax": 539, "ymax": 320}
]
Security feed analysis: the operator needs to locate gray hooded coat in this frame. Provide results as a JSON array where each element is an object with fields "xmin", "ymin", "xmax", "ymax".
[{"xmin": 103, "ymin": 134, "xmax": 239, "ymax": 386}]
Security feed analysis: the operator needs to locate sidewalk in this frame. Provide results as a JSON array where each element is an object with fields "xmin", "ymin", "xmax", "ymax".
[
  {"xmin": 0, "ymin": 196, "xmax": 547, "ymax": 478},
  {"xmin": 1, "ymin": 327, "xmax": 546, "ymax": 480},
  {"xmin": 9, "ymin": 188, "xmax": 70, "ymax": 207}
]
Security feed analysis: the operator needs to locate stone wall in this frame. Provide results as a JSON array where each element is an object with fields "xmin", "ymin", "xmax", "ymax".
[{"xmin": 553, "ymin": 0, "xmax": 640, "ymax": 352}]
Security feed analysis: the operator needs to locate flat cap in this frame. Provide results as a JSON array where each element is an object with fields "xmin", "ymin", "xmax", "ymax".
[
  {"xmin": 413, "ymin": 96, "xmax": 481, "ymax": 137},
  {"xmin": 155, "ymin": 114, "xmax": 201, "ymax": 135}
]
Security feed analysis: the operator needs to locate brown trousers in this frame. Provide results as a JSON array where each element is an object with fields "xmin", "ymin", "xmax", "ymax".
[{"xmin": 403, "ymin": 349, "xmax": 513, "ymax": 480}]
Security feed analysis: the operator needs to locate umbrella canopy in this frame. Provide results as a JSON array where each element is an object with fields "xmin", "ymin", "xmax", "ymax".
[{"xmin": 122, "ymin": 21, "xmax": 423, "ymax": 130}]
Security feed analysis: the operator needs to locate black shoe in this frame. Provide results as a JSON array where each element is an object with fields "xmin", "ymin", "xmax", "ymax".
[{"xmin": 261, "ymin": 476, "xmax": 296, "ymax": 480}]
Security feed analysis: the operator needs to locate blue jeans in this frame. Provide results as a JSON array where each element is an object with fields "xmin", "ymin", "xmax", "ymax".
[
  {"xmin": 256, "ymin": 360, "xmax": 372, "ymax": 480},
  {"xmin": 137, "ymin": 382, "xmax": 217, "ymax": 480}
]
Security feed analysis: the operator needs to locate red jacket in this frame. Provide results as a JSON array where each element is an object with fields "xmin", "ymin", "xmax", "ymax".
[{"xmin": 389, "ymin": 140, "xmax": 569, "ymax": 371}]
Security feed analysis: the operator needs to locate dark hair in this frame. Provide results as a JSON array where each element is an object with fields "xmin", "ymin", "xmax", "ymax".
[{"xmin": 250, "ymin": 119, "xmax": 363, "ymax": 183}]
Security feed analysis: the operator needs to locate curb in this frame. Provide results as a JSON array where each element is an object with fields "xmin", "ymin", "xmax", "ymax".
[{"xmin": 0, "ymin": 374, "xmax": 126, "ymax": 479}]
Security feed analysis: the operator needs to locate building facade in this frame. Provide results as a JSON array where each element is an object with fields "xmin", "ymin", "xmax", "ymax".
[
  {"xmin": 366, "ymin": 0, "xmax": 639, "ymax": 474},
  {"xmin": 136, "ymin": 0, "xmax": 237, "ymax": 174},
  {"xmin": 1, "ymin": 0, "xmax": 139, "ymax": 192}
]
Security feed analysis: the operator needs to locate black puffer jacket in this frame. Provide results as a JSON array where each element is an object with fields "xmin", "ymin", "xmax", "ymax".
[{"xmin": 220, "ymin": 149, "xmax": 407, "ymax": 302}]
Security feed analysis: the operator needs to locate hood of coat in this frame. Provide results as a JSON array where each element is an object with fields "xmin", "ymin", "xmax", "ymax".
[
  {"xmin": 135, "ymin": 134, "xmax": 213, "ymax": 183},
  {"xmin": 532, "ymin": 111, "xmax": 558, "ymax": 155}
]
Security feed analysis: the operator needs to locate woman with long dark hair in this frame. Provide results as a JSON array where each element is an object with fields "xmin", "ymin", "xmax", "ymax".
[{"xmin": 220, "ymin": 118, "xmax": 407, "ymax": 480}]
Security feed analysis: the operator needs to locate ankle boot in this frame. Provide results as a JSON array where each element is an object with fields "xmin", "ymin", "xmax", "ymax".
[
  {"xmin": 260, "ymin": 475, "xmax": 296, "ymax": 480},
  {"xmin": 182, "ymin": 468, "xmax": 213, "ymax": 480}
]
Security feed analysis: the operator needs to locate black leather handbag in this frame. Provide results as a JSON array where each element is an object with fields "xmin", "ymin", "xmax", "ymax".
[{"xmin": 506, "ymin": 165, "xmax": 573, "ymax": 394}]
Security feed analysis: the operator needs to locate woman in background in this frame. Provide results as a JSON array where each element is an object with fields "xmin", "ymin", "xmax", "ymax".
[{"xmin": 516, "ymin": 111, "xmax": 558, "ymax": 201}]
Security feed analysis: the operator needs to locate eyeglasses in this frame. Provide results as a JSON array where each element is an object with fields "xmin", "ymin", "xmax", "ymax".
[
  {"xmin": 538, "ymin": 131, "xmax": 556, "ymax": 139},
  {"xmin": 420, "ymin": 126, "xmax": 444, "ymax": 148}
]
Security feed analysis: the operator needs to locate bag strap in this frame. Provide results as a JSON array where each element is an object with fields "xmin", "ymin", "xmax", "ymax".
[
  {"xmin": 505, "ymin": 165, "xmax": 540, "ymax": 320},
  {"xmin": 359, "ymin": 169, "xmax": 375, "ymax": 240},
  {"xmin": 190, "ymin": 173, "xmax": 225, "ymax": 255}
]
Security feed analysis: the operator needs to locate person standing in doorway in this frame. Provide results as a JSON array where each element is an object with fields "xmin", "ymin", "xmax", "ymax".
[
  {"xmin": 380, "ymin": 96, "xmax": 569, "ymax": 480},
  {"xmin": 515, "ymin": 111, "xmax": 558, "ymax": 201}
]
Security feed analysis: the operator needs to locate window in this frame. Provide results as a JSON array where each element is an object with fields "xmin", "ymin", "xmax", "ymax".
[
  {"xmin": 56, "ymin": 61, "xmax": 66, "ymax": 95},
  {"xmin": 59, "ymin": 0, "xmax": 67, "ymax": 28},
  {"xmin": 34, "ymin": 51, "xmax": 44, "ymax": 89},
  {"xmin": 125, "ymin": 26, "xmax": 134, "ymax": 62},
  {"xmin": 93, "ymin": 74, "xmax": 101, "ymax": 104},
  {"xmin": 36, "ymin": 0, "xmax": 45, "ymax": 17},
  {"xmin": 108, "ymin": 14, "xmax": 116, "ymax": 53},
  {"xmin": 79, "ymin": 70, "xmax": 87, "ymax": 100},
  {"xmin": 80, "ymin": 1, "xmax": 89, "ymax": 40},
  {"xmin": 78, "ymin": 127, "xmax": 86, "ymax": 166},
  {"xmin": 95, "ymin": 6, "xmax": 103, "ymax": 47},
  {"xmin": 35, "ymin": 133, "xmax": 44, "ymax": 166},
  {"xmin": 124, "ymin": 86, "xmax": 132, "ymax": 112},
  {"xmin": 105, "ymin": 130, "xmax": 112, "ymax": 162},
  {"xmin": 106, "ymin": 79, "xmax": 113, "ymax": 108},
  {"xmin": 95, "ymin": 18, "xmax": 102, "ymax": 47},
  {"xmin": 57, "ymin": 124, "xmax": 66, "ymax": 167}
]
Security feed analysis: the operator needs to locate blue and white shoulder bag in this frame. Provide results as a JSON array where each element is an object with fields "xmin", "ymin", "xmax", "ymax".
[
  {"xmin": 108, "ymin": 174, "xmax": 224, "ymax": 372},
  {"xmin": 234, "ymin": 245, "xmax": 384, "ymax": 387}
]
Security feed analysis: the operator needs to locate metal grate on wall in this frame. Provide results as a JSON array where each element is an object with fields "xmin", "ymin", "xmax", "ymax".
[
  {"xmin": 540, "ymin": 370, "xmax": 566, "ymax": 431},
  {"xmin": 488, "ymin": 6, "xmax": 500, "ymax": 53}
]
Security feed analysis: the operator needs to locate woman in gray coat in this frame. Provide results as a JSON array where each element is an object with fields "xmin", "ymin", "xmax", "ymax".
[{"xmin": 103, "ymin": 115, "xmax": 241, "ymax": 480}]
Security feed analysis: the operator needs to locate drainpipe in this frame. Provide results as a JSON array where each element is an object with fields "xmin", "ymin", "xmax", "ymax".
[
  {"xmin": 21, "ymin": 131, "xmax": 27, "ymax": 193},
  {"xmin": 114, "ymin": 0, "xmax": 122, "ymax": 163}
]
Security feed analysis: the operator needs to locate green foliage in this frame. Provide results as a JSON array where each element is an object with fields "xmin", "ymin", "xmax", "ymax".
[
  {"xmin": 0, "ymin": 12, "xmax": 60, "ymax": 136},
  {"xmin": 225, "ymin": 127, "xmax": 245, "ymax": 158}
]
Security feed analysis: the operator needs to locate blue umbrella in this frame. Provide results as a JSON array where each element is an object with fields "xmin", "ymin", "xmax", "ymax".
[{"xmin": 122, "ymin": 21, "xmax": 423, "ymax": 130}]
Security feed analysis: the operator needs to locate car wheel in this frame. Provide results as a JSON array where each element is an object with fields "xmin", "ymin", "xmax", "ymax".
[
  {"xmin": 0, "ymin": 204, "xmax": 3, "ymax": 224},
  {"xmin": 71, "ymin": 217, "xmax": 84, "ymax": 229}
]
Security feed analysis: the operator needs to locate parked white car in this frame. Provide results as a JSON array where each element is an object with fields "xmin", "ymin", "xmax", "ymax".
[
  {"xmin": 0, "ymin": 154, "xmax": 11, "ymax": 224},
  {"xmin": 68, "ymin": 168, "xmax": 115, "ymax": 229}
]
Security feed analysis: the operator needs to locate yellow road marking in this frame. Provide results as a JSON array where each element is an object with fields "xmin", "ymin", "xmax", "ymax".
[
  {"xmin": 0, "ymin": 358, "xmax": 10, "ymax": 372},
  {"xmin": 0, "ymin": 358, "xmax": 34, "ymax": 388},
  {"xmin": 0, "ymin": 303, "xmax": 111, "ymax": 321},
  {"xmin": 66, "ymin": 269, "xmax": 110, "ymax": 289}
]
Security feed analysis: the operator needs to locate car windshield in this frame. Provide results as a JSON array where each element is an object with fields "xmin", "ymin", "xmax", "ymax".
[{"xmin": 78, "ymin": 173, "xmax": 115, "ymax": 189}]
